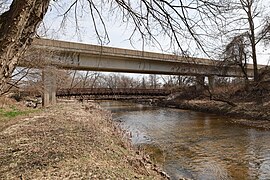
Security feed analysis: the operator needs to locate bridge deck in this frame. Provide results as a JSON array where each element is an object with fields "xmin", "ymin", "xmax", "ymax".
[
  {"xmin": 21, "ymin": 38, "xmax": 266, "ymax": 77},
  {"xmin": 32, "ymin": 39, "xmax": 216, "ymax": 65}
]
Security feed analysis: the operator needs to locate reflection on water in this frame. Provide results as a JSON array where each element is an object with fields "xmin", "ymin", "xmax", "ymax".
[{"xmin": 100, "ymin": 101, "xmax": 270, "ymax": 180}]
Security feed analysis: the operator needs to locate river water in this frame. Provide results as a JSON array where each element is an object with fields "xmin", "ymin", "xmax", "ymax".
[{"xmin": 100, "ymin": 101, "xmax": 270, "ymax": 180}]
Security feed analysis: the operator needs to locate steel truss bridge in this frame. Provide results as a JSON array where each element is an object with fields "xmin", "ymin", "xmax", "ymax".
[{"xmin": 56, "ymin": 88, "xmax": 171, "ymax": 100}]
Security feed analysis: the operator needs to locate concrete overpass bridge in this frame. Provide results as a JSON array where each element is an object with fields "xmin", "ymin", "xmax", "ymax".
[
  {"xmin": 26, "ymin": 38, "xmax": 258, "ymax": 77},
  {"xmin": 21, "ymin": 38, "xmax": 264, "ymax": 106}
]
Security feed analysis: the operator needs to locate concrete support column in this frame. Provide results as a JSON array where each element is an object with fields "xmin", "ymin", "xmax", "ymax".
[
  {"xmin": 196, "ymin": 75, "xmax": 205, "ymax": 90},
  {"xmin": 208, "ymin": 75, "xmax": 216, "ymax": 90},
  {"xmin": 42, "ymin": 67, "xmax": 57, "ymax": 107},
  {"xmin": 51, "ymin": 74, "xmax": 57, "ymax": 105}
]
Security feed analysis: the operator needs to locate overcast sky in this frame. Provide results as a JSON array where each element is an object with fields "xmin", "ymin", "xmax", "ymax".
[{"xmin": 39, "ymin": 0, "xmax": 270, "ymax": 65}]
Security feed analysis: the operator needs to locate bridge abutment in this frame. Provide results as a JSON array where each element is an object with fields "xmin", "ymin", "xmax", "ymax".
[{"xmin": 42, "ymin": 67, "xmax": 56, "ymax": 107}]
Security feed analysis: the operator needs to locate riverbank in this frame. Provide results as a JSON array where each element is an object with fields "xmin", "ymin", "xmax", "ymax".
[
  {"xmin": 0, "ymin": 100, "xmax": 167, "ymax": 179},
  {"xmin": 160, "ymin": 99, "xmax": 270, "ymax": 130}
]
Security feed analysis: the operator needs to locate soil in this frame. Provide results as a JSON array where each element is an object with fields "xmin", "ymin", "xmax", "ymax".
[{"xmin": 0, "ymin": 101, "xmax": 168, "ymax": 180}]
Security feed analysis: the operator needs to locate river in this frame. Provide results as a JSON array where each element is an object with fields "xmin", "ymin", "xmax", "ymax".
[{"xmin": 100, "ymin": 101, "xmax": 270, "ymax": 180}]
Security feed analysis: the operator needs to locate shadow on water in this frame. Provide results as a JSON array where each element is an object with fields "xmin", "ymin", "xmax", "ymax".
[{"xmin": 100, "ymin": 101, "xmax": 270, "ymax": 180}]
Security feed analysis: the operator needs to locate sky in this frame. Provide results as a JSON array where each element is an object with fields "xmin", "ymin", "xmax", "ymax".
[{"xmin": 39, "ymin": 0, "xmax": 270, "ymax": 66}]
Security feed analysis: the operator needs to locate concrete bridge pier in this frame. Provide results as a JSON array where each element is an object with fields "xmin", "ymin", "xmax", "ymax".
[
  {"xmin": 208, "ymin": 75, "xmax": 216, "ymax": 90},
  {"xmin": 196, "ymin": 75, "xmax": 205, "ymax": 90},
  {"xmin": 42, "ymin": 67, "xmax": 57, "ymax": 107}
]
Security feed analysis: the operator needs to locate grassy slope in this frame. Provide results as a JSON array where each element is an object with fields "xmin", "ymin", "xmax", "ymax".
[{"xmin": 0, "ymin": 102, "xmax": 166, "ymax": 179}]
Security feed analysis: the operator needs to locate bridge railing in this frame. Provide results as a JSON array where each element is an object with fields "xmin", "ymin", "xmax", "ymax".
[{"xmin": 56, "ymin": 88, "xmax": 171, "ymax": 97}]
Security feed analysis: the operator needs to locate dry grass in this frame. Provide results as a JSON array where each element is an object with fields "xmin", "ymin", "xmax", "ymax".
[{"xmin": 0, "ymin": 102, "xmax": 167, "ymax": 179}]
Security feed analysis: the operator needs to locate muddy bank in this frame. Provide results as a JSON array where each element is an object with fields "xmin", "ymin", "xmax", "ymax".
[
  {"xmin": 0, "ymin": 102, "xmax": 167, "ymax": 179},
  {"xmin": 159, "ymin": 99, "xmax": 270, "ymax": 130}
]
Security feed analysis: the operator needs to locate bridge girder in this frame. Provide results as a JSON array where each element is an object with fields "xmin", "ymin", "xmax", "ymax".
[{"xmin": 20, "ymin": 38, "xmax": 263, "ymax": 77}]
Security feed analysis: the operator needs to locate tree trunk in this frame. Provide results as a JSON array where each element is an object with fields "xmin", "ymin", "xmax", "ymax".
[
  {"xmin": 0, "ymin": 0, "xmax": 50, "ymax": 95},
  {"xmin": 246, "ymin": 1, "xmax": 259, "ymax": 82}
]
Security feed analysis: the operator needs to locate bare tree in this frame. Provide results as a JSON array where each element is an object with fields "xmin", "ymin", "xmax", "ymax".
[
  {"xmin": 220, "ymin": 0, "xmax": 270, "ymax": 82},
  {"xmin": 148, "ymin": 74, "xmax": 159, "ymax": 89},
  {"xmin": 0, "ymin": 0, "xmax": 224, "ymax": 95},
  {"xmin": 259, "ymin": 18, "xmax": 270, "ymax": 47},
  {"xmin": 141, "ymin": 77, "xmax": 146, "ymax": 88},
  {"xmin": 96, "ymin": 73, "xmax": 139, "ymax": 89},
  {"xmin": 0, "ymin": 0, "xmax": 50, "ymax": 95},
  {"xmin": 160, "ymin": 75, "xmax": 193, "ymax": 89},
  {"xmin": 241, "ymin": 0, "xmax": 259, "ymax": 81},
  {"xmin": 223, "ymin": 33, "xmax": 250, "ymax": 81}
]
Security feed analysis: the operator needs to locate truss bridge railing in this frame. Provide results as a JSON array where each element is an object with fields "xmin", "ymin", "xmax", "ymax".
[{"xmin": 56, "ymin": 88, "xmax": 171, "ymax": 98}]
